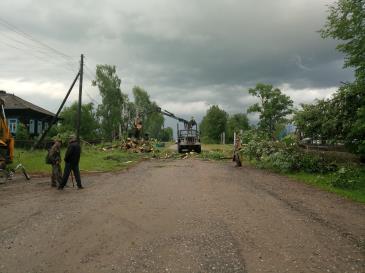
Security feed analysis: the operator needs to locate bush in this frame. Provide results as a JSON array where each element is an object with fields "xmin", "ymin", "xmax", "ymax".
[
  {"xmin": 15, "ymin": 123, "xmax": 30, "ymax": 140},
  {"xmin": 242, "ymin": 132, "xmax": 338, "ymax": 173},
  {"xmin": 263, "ymin": 151, "xmax": 301, "ymax": 172},
  {"xmin": 300, "ymin": 153, "xmax": 338, "ymax": 173},
  {"xmin": 330, "ymin": 167, "xmax": 360, "ymax": 189}
]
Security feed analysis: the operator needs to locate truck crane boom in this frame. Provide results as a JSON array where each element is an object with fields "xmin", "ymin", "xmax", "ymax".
[{"xmin": 153, "ymin": 107, "xmax": 201, "ymax": 153}]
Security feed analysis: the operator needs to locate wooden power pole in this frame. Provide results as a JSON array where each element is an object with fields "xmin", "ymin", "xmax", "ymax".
[{"xmin": 77, "ymin": 54, "xmax": 84, "ymax": 142}]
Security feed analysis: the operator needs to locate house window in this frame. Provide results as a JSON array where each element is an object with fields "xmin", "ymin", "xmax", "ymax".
[
  {"xmin": 29, "ymin": 120, "xmax": 35, "ymax": 134},
  {"xmin": 44, "ymin": 122, "xmax": 49, "ymax": 130},
  {"xmin": 37, "ymin": 121, "xmax": 42, "ymax": 134},
  {"xmin": 8, "ymin": 119, "xmax": 17, "ymax": 134}
]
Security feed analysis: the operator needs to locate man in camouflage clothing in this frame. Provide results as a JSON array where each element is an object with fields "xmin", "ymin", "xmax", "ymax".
[{"xmin": 49, "ymin": 139, "xmax": 62, "ymax": 187}]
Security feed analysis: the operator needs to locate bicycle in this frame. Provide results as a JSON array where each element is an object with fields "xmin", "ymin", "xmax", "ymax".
[{"xmin": 0, "ymin": 152, "xmax": 31, "ymax": 184}]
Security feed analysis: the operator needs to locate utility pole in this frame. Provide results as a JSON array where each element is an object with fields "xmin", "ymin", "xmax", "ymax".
[
  {"xmin": 32, "ymin": 72, "xmax": 80, "ymax": 150},
  {"xmin": 77, "ymin": 54, "xmax": 83, "ymax": 142}
]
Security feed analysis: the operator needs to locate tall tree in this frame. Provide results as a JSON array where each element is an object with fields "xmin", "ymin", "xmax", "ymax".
[
  {"xmin": 320, "ymin": 0, "xmax": 365, "ymax": 82},
  {"xmin": 58, "ymin": 102, "xmax": 100, "ymax": 140},
  {"xmin": 226, "ymin": 113, "xmax": 250, "ymax": 143},
  {"xmin": 132, "ymin": 86, "xmax": 164, "ymax": 139},
  {"xmin": 320, "ymin": 0, "xmax": 365, "ymax": 156},
  {"xmin": 200, "ymin": 105, "xmax": 228, "ymax": 143},
  {"xmin": 247, "ymin": 83, "xmax": 293, "ymax": 139},
  {"xmin": 160, "ymin": 127, "xmax": 173, "ymax": 142},
  {"xmin": 93, "ymin": 65, "xmax": 125, "ymax": 139}
]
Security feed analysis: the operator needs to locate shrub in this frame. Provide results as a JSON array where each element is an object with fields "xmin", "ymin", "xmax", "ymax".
[
  {"xmin": 263, "ymin": 151, "xmax": 301, "ymax": 172},
  {"xmin": 300, "ymin": 153, "xmax": 338, "ymax": 174},
  {"xmin": 242, "ymin": 133, "xmax": 339, "ymax": 174},
  {"xmin": 330, "ymin": 167, "xmax": 360, "ymax": 189}
]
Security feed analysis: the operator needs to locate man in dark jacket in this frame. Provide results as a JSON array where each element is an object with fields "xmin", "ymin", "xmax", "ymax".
[{"xmin": 58, "ymin": 135, "xmax": 83, "ymax": 190}]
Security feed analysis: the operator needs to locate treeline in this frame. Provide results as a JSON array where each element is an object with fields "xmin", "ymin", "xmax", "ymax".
[
  {"xmin": 198, "ymin": 83, "xmax": 294, "ymax": 144},
  {"xmin": 201, "ymin": 0, "xmax": 365, "ymax": 159},
  {"xmin": 28, "ymin": 65, "xmax": 173, "ymax": 142},
  {"xmin": 295, "ymin": 0, "xmax": 364, "ymax": 157}
]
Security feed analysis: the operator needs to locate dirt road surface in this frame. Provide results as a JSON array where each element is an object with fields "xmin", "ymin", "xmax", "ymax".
[{"xmin": 0, "ymin": 159, "xmax": 364, "ymax": 273}]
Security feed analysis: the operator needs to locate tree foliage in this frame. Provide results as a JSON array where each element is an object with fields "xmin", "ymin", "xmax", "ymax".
[
  {"xmin": 15, "ymin": 122, "xmax": 29, "ymax": 140},
  {"xmin": 320, "ymin": 0, "xmax": 365, "ymax": 81},
  {"xmin": 132, "ymin": 86, "xmax": 164, "ymax": 139},
  {"xmin": 93, "ymin": 65, "xmax": 126, "ymax": 139},
  {"xmin": 226, "ymin": 113, "xmax": 250, "ymax": 143},
  {"xmin": 200, "ymin": 105, "xmax": 228, "ymax": 143},
  {"xmin": 318, "ymin": 0, "xmax": 365, "ymax": 157},
  {"xmin": 247, "ymin": 83, "xmax": 293, "ymax": 139},
  {"xmin": 58, "ymin": 102, "xmax": 100, "ymax": 140},
  {"xmin": 160, "ymin": 127, "xmax": 173, "ymax": 142}
]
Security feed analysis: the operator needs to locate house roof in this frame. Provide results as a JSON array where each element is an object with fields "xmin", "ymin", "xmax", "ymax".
[{"xmin": 0, "ymin": 90, "xmax": 56, "ymax": 117}]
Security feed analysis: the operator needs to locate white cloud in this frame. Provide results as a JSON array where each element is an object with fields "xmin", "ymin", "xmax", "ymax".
[{"xmin": 279, "ymin": 83, "xmax": 336, "ymax": 106}]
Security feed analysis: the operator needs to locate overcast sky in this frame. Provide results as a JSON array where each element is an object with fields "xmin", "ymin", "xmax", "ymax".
[{"xmin": 0, "ymin": 0, "xmax": 354, "ymax": 127}]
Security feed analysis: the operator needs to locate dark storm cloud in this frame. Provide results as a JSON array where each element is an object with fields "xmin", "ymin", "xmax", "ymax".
[{"xmin": 0, "ymin": 0, "xmax": 353, "ymax": 122}]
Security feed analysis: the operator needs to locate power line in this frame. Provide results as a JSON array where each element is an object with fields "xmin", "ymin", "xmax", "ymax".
[
  {"xmin": 0, "ymin": 18, "xmax": 103, "ymax": 108},
  {"xmin": 0, "ymin": 40, "xmax": 77, "ymax": 73},
  {"xmin": 0, "ymin": 31, "xmax": 79, "ymax": 73},
  {"xmin": 0, "ymin": 17, "xmax": 79, "ymax": 73},
  {"xmin": 0, "ymin": 17, "xmax": 74, "ymax": 60}
]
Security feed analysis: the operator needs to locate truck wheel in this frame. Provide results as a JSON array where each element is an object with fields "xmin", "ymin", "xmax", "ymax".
[{"xmin": 195, "ymin": 146, "xmax": 201, "ymax": 153}]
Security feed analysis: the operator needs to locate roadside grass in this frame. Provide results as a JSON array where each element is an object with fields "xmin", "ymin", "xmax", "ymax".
[
  {"xmin": 199, "ymin": 144, "xmax": 233, "ymax": 160},
  {"xmin": 199, "ymin": 144, "xmax": 365, "ymax": 203},
  {"xmin": 286, "ymin": 171, "xmax": 365, "ymax": 203},
  {"xmin": 12, "ymin": 146, "xmax": 149, "ymax": 174},
  {"xmin": 241, "ymin": 156, "xmax": 365, "ymax": 204}
]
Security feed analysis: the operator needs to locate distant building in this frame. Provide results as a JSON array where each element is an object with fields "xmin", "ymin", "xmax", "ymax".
[{"xmin": 0, "ymin": 90, "xmax": 56, "ymax": 137}]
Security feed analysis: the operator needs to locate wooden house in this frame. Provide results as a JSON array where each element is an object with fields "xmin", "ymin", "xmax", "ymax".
[{"xmin": 0, "ymin": 90, "xmax": 56, "ymax": 137}]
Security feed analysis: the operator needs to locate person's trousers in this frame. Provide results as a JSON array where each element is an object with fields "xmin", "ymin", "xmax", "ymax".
[
  {"xmin": 61, "ymin": 163, "xmax": 82, "ymax": 188},
  {"xmin": 51, "ymin": 163, "xmax": 62, "ymax": 186}
]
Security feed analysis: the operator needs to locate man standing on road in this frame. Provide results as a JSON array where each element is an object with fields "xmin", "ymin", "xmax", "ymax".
[
  {"xmin": 49, "ymin": 138, "xmax": 62, "ymax": 187},
  {"xmin": 58, "ymin": 135, "xmax": 83, "ymax": 190}
]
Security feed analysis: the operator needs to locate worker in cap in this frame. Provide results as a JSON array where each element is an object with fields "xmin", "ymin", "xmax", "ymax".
[{"xmin": 58, "ymin": 133, "xmax": 83, "ymax": 190}]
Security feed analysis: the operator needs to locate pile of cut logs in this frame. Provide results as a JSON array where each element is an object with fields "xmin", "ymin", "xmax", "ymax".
[{"xmin": 121, "ymin": 138, "xmax": 154, "ymax": 153}]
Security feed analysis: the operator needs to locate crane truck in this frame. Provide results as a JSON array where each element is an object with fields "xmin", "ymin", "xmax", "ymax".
[{"xmin": 156, "ymin": 108, "xmax": 201, "ymax": 153}]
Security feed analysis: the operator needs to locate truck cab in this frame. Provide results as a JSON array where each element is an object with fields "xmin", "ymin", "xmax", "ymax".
[{"xmin": 177, "ymin": 128, "xmax": 201, "ymax": 153}]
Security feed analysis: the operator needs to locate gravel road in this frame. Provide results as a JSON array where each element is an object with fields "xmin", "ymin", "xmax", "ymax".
[{"xmin": 0, "ymin": 159, "xmax": 364, "ymax": 273}]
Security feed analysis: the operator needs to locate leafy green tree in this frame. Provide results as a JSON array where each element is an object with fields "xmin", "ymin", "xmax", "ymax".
[
  {"xmin": 58, "ymin": 102, "xmax": 100, "ymax": 140},
  {"xmin": 320, "ymin": 0, "xmax": 365, "ymax": 156},
  {"xmin": 320, "ymin": 0, "xmax": 365, "ymax": 81},
  {"xmin": 160, "ymin": 127, "xmax": 173, "ymax": 142},
  {"xmin": 226, "ymin": 113, "xmax": 250, "ymax": 143},
  {"xmin": 132, "ymin": 86, "xmax": 164, "ymax": 139},
  {"xmin": 247, "ymin": 83, "xmax": 293, "ymax": 139},
  {"xmin": 294, "ymin": 102, "xmax": 324, "ymax": 141},
  {"xmin": 294, "ymin": 99, "xmax": 339, "ymax": 143},
  {"xmin": 200, "ymin": 105, "xmax": 228, "ymax": 143},
  {"xmin": 15, "ymin": 122, "xmax": 29, "ymax": 140},
  {"xmin": 93, "ymin": 65, "xmax": 126, "ymax": 139}
]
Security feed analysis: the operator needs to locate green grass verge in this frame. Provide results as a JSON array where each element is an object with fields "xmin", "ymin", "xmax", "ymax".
[
  {"xmin": 200, "ymin": 144, "xmax": 233, "ymax": 160},
  {"xmin": 286, "ymin": 171, "xmax": 365, "ymax": 203},
  {"xmin": 241, "ymin": 157, "xmax": 365, "ymax": 204},
  {"xmin": 11, "ymin": 146, "xmax": 149, "ymax": 174}
]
